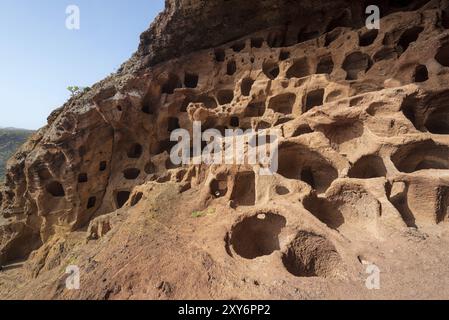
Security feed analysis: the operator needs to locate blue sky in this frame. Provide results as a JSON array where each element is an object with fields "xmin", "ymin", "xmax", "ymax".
[{"xmin": 0, "ymin": 0, "xmax": 165, "ymax": 130}]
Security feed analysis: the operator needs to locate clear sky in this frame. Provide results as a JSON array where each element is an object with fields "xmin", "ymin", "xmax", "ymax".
[{"xmin": 0, "ymin": 0, "xmax": 165, "ymax": 130}]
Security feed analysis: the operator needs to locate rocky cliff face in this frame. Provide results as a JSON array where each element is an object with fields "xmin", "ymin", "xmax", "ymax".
[{"xmin": 2, "ymin": 0, "xmax": 449, "ymax": 299}]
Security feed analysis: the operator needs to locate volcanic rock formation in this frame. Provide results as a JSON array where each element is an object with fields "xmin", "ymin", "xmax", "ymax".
[{"xmin": 2, "ymin": 0, "xmax": 449, "ymax": 299}]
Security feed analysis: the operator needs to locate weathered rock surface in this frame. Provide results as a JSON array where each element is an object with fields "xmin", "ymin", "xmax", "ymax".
[{"xmin": 2, "ymin": 0, "xmax": 449, "ymax": 299}]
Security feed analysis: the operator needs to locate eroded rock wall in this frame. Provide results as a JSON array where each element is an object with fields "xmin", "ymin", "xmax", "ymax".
[{"xmin": 1, "ymin": 0, "xmax": 449, "ymax": 276}]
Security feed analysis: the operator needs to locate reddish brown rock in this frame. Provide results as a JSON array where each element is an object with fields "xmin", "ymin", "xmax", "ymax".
[{"xmin": 1, "ymin": 0, "xmax": 449, "ymax": 299}]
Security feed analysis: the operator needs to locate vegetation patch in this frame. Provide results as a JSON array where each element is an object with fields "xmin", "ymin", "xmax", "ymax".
[{"xmin": 0, "ymin": 128, "xmax": 33, "ymax": 181}]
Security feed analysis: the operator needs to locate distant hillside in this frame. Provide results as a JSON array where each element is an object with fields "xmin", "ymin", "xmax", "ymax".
[{"xmin": 0, "ymin": 128, "xmax": 33, "ymax": 180}]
